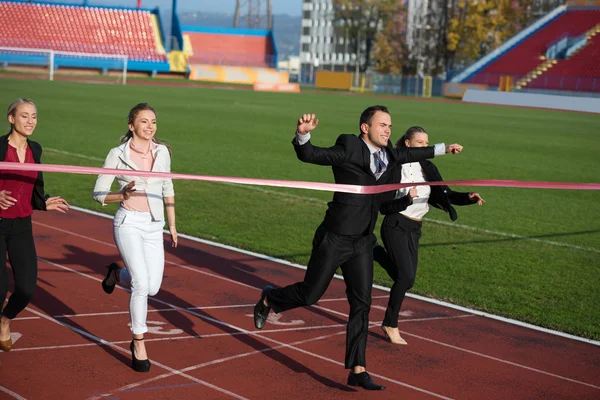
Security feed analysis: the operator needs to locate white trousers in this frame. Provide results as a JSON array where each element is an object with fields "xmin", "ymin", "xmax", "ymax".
[{"xmin": 113, "ymin": 207, "xmax": 165, "ymax": 335}]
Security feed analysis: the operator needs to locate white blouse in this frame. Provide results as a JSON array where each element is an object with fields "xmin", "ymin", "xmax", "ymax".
[{"xmin": 394, "ymin": 162, "xmax": 430, "ymax": 220}]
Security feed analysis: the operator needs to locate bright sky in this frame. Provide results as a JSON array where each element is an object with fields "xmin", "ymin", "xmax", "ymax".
[
  {"xmin": 45, "ymin": 1, "xmax": 303, "ymax": 15},
  {"xmin": 177, "ymin": 0, "xmax": 302, "ymax": 15}
]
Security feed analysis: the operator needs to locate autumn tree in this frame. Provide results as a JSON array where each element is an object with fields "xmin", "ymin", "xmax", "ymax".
[
  {"xmin": 421, "ymin": 0, "xmax": 565, "ymax": 75},
  {"xmin": 370, "ymin": 4, "xmax": 411, "ymax": 74},
  {"xmin": 332, "ymin": 0, "xmax": 401, "ymax": 73}
]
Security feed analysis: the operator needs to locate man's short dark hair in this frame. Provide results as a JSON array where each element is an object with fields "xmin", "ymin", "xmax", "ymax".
[{"xmin": 359, "ymin": 105, "xmax": 389, "ymax": 133}]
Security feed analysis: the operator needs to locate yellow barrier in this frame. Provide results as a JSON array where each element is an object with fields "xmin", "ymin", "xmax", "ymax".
[
  {"xmin": 169, "ymin": 51, "xmax": 188, "ymax": 73},
  {"xmin": 189, "ymin": 64, "xmax": 289, "ymax": 85},
  {"xmin": 422, "ymin": 76, "xmax": 433, "ymax": 98},
  {"xmin": 315, "ymin": 71, "xmax": 353, "ymax": 90},
  {"xmin": 443, "ymin": 82, "xmax": 489, "ymax": 99},
  {"xmin": 499, "ymin": 76, "xmax": 514, "ymax": 92}
]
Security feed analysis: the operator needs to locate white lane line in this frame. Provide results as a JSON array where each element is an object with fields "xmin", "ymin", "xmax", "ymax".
[
  {"xmin": 399, "ymin": 330, "xmax": 600, "ymax": 390},
  {"xmin": 38, "ymin": 258, "xmax": 453, "ymax": 400},
  {"xmin": 92, "ymin": 329, "xmax": 352, "ymax": 399},
  {"xmin": 53, "ymin": 295, "xmax": 390, "ymax": 319},
  {"xmin": 65, "ymin": 206, "xmax": 600, "ymax": 346},
  {"xmin": 34, "ymin": 219, "xmax": 600, "ymax": 388},
  {"xmin": 24, "ymin": 305, "xmax": 248, "ymax": 400},
  {"xmin": 0, "ymin": 386, "xmax": 28, "ymax": 400},
  {"xmin": 13, "ymin": 315, "xmax": 474, "ymax": 353}
]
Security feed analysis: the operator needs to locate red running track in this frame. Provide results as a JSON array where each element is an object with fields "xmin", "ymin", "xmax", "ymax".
[{"xmin": 0, "ymin": 209, "xmax": 599, "ymax": 399}]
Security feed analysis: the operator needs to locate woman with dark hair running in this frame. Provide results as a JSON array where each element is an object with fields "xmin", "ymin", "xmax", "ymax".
[{"xmin": 375, "ymin": 126, "xmax": 484, "ymax": 345}]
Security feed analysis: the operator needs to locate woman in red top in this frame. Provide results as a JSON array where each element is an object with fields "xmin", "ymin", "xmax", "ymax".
[{"xmin": 0, "ymin": 98, "xmax": 69, "ymax": 352}]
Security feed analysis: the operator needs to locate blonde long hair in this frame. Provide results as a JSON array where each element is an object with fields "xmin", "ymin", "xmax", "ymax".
[
  {"xmin": 120, "ymin": 103, "xmax": 171, "ymax": 155},
  {"xmin": 6, "ymin": 98, "xmax": 36, "ymax": 134}
]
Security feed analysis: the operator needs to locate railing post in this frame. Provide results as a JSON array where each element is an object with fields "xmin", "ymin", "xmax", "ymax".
[{"xmin": 49, "ymin": 50, "xmax": 54, "ymax": 81}]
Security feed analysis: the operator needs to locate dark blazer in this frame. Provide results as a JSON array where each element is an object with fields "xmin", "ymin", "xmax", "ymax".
[
  {"xmin": 380, "ymin": 159, "xmax": 476, "ymax": 221},
  {"xmin": 0, "ymin": 134, "xmax": 47, "ymax": 211},
  {"xmin": 293, "ymin": 134, "xmax": 435, "ymax": 235}
]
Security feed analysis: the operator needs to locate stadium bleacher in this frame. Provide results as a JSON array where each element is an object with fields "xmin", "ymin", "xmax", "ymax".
[
  {"xmin": 466, "ymin": 8, "xmax": 600, "ymax": 92},
  {"xmin": 0, "ymin": 1, "xmax": 166, "ymax": 62},
  {"xmin": 185, "ymin": 29, "xmax": 276, "ymax": 69}
]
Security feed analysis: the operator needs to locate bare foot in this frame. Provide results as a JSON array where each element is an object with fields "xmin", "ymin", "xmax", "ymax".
[
  {"xmin": 0, "ymin": 316, "xmax": 11, "ymax": 342},
  {"xmin": 381, "ymin": 326, "xmax": 407, "ymax": 345}
]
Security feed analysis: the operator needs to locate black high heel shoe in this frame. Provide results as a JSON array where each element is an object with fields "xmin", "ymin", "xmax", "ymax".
[
  {"xmin": 130, "ymin": 338, "xmax": 151, "ymax": 373},
  {"xmin": 101, "ymin": 263, "xmax": 121, "ymax": 294}
]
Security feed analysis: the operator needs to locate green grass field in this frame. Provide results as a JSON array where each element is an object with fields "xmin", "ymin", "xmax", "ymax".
[{"xmin": 1, "ymin": 77, "xmax": 599, "ymax": 339}]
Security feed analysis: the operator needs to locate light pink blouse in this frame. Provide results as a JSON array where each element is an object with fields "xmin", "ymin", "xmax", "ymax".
[{"xmin": 122, "ymin": 141, "xmax": 157, "ymax": 213}]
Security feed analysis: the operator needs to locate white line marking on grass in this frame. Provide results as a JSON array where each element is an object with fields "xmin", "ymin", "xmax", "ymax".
[
  {"xmin": 38, "ymin": 258, "xmax": 453, "ymax": 400},
  {"xmin": 45, "ymin": 148, "xmax": 105, "ymax": 162},
  {"xmin": 425, "ymin": 218, "xmax": 600, "ymax": 254},
  {"xmin": 0, "ymin": 386, "xmax": 28, "ymax": 400},
  {"xmin": 36, "ymin": 228, "xmax": 599, "ymax": 393},
  {"xmin": 24, "ymin": 305, "xmax": 248, "ymax": 400},
  {"xmin": 41, "ymin": 148, "xmax": 599, "ymax": 253}
]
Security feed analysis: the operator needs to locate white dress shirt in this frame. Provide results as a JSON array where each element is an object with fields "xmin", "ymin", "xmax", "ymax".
[{"xmin": 396, "ymin": 162, "xmax": 431, "ymax": 220}]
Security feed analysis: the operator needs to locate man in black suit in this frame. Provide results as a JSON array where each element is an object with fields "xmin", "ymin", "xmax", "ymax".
[{"xmin": 253, "ymin": 106, "xmax": 462, "ymax": 389}]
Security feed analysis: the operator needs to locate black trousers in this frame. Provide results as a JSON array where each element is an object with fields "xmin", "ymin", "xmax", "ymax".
[
  {"xmin": 375, "ymin": 214, "xmax": 422, "ymax": 328},
  {"xmin": 0, "ymin": 216, "xmax": 38, "ymax": 320},
  {"xmin": 267, "ymin": 223, "xmax": 373, "ymax": 369}
]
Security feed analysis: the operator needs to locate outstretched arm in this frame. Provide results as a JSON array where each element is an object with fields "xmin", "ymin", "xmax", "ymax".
[
  {"xmin": 392, "ymin": 143, "xmax": 463, "ymax": 166},
  {"xmin": 429, "ymin": 163, "xmax": 484, "ymax": 206},
  {"xmin": 448, "ymin": 190, "xmax": 485, "ymax": 206}
]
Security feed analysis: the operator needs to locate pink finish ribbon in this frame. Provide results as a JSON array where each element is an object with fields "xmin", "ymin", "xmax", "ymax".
[{"xmin": 0, "ymin": 162, "xmax": 599, "ymax": 193}]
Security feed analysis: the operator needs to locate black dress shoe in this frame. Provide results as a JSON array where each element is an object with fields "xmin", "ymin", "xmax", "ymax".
[
  {"xmin": 347, "ymin": 371, "xmax": 386, "ymax": 390},
  {"xmin": 253, "ymin": 285, "xmax": 273, "ymax": 329},
  {"xmin": 101, "ymin": 263, "xmax": 121, "ymax": 294}
]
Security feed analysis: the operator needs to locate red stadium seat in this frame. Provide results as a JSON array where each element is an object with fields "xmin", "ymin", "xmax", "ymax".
[
  {"xmin": 468, "ymin": 9, "xmax": 600, "ymax": 92},
  {"xmin": 0, "ymin": 2, "xmax": 167, "ymax": 62},
  {"xmin": 187, "ymin": 32, "xmax": 275, "ymax": 68}
]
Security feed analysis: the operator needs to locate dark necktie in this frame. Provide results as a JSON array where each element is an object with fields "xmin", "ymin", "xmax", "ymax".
[{"xmin": 374, "ymin": 150, "xmax": 386, "ymax": 179}]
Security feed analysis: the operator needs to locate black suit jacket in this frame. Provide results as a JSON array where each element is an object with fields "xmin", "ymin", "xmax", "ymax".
[
  {"xmin": 0, "ymin": 134, "xmax": 47, "ymax": 211},
  {"xmin": 293, "ymin": 134, "xmax": 435, "ymax": 235},
  {"xmin": 380, "ymin": 159, "xmax": 476, "ymax": 221}
]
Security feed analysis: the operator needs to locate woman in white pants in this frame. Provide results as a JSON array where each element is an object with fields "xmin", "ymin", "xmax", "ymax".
[{"xmin": 92, "ymin": 103, "xmax": 177, "ymax": 372}]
